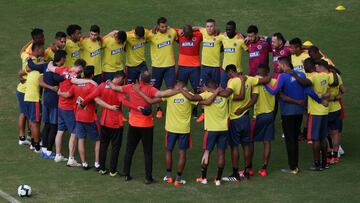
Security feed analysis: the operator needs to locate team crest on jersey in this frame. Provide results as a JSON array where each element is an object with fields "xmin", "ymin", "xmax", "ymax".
[
  {"xmin": 290, "ymin": 76, "xmax": 296, "ymax": 82},
  {"xmin": 224, "ymin": 48, "xmax": 235, "ymax": 53},
  {"xmin": 173, "ymin": 98, "xmax": 185, "ymax": 103},
  {"xmin": 203, "ymin": 42, "xmax": 214, "ymax": 47},
  {"xmin": 111, "ymin": 47, "xmax": 124, "ymax": 55},
  {"xmin": 72, "ymin": 50, "xmax": 80, "ymax": 58},
  {"xmin": 280, "ymin": 50, "xmax": 284, "ymax": 55},
  {"xmin": 182, "ymin": 41, "xmax": 194, "ymax": 47},
  {"xmin": 132, "ymin": 42, "xmax": 144, "ymax": 50},
  {"xmin": 192, "ymin": 37, "xmax": 197, "ymax": 42},
  {"xmin": 213, "ymin": 98, "xmax": 223, "ymax": 104},
  {"xmin": 233, "ymin": 43, "xmax": 237, "ymax": 47},
  {"xmin": 90, "ymin": 49, "xmax": 101, "ymax": 57},
  {"xmin": 257, "ymin": 45, "xmax": 262, "ymax": 50},
  {"xmin": 168, "ymin": 34, "xmax": 172, "ymax": 39},
  {"xmin": 213, "ymin": 37, "xmax": 217, "ymax": 42},
  {"xmin": 157, "ymin": 40, "xmax": 171, "ymax": 48},
  {"xmin": 321, "ymin": 80, "xmax": 327, "ymax": 86}
]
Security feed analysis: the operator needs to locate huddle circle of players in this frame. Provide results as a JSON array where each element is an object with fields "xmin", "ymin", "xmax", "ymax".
[{"xmin": 17, "ymin": 17, "xmax": 345, "ymax": 186}]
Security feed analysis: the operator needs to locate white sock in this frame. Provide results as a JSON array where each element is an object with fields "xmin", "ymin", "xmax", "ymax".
[
  {"xmin": 41, "ymin": 147, "xmax": 47, "ymax": 152},
  {"xmin": 82, "ymin": 162, "xmax": 88, "ymax": 167},
  {"xmin": 94, "ymin": 162, "xmax": 100, "ymax": 168}
]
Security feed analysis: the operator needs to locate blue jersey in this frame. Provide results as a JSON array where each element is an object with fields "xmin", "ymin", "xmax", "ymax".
[
  {"xmin": 265, "ymin": 71, "xmax": 320, "ymax": 116},
  {"xmin": 27, "ymin": 60, "xmax": 64, "ymax": 108}
]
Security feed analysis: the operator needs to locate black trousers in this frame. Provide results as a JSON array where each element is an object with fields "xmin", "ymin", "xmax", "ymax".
[
  {"xmin": 99, "ymin": 126, "xmax": 123, "ymax": 173},
  {"xmin": 281, "ymin": 114, "xmax": 303, "ymax": 170},
  {"xmin": 123, "ymin": 125, "xmax": 154, "ymax": 179}
]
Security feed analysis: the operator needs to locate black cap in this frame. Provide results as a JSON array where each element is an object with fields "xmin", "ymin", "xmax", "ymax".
[{"xmin": 141, "ymin": 107, "xmax": 152, "ymax": 116}]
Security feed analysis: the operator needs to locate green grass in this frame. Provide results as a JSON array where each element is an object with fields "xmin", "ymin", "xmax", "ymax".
[{"xmin": 1, "ymin": 0, "xmax": 360, "ymax": 202}]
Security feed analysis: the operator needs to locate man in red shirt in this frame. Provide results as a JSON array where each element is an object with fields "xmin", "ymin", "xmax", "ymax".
[
  {"xmin": 59, "ymin": 66, "xmax": 100, "ymax": 170},
  {"xmin": 109, "ymin": 70, "xmax": 178, "ymax": 184},
  {"xmin": 47, "ymin": 59, "xmax": 96, "ymax": 167},
  {"xmin": 246, "ymin": 25, "xmax": 271, "ymax": 76},
  {"xmin": 81, "ymin": 72, "xmax": 141, "ymax": 176}
]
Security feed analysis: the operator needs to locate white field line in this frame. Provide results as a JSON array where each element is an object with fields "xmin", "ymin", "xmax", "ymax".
[{"xmin": 0, "ymin": 189, "xmax": 21, "ymax": 203}]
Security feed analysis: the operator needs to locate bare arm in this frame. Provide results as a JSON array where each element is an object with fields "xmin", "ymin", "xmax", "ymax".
[
  {"xmin": 286, "ymin": 69, "xmax": 312, "ymax": 86},
  {"xmin": 179, "ymin": 88, "xmax": 203, "ymax": 101},
  {"xmin": 235, "ymin": 93, "xmax": 258, "ymax": 115},
  {"xmin": 57, "ymin": 91, "xmax": 72, "ymax": 98},
  {"xmin": 155, "ymin": 88, "xmax": 180, "ymax": 98},
  {"xmin": 108, "ymin": 81, "xmax": 123, "ymax": 93},
  {"xmin": 199, "ymin": 88, "xmax": 221, "ymax": 106},
  {"xmin": 94, "ymin": 97, "xmax": 119, "ymax": 111},
  {"xmin": 70, "ymin": 78, "xmax": 98, "ymax": 86},
  {"xmin": 18, "ymin": 69, "xmax": 27, "ymax": 84}
]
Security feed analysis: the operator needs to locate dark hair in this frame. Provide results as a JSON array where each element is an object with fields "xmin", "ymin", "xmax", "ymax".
[
  {"xmin": 157, "ymin": 17, "xmax": 167, "ymax": 24},
  {"xmin": 90, "ymin": 25, "xmax": 100, "ymax": 33},
  {"xmin": 206, "ymin": 19, "xmax": 216, "ymax": 23},
  {"xmin": 55, "ymin": 31, "xmax": 66, "ymax": 39},
  {"xmin": 225, "ymin": 64, "xmax": 237, "ymax": 73},
  {"xmin": 315, "ymin": 59, "xmax": 329, "ymax": 70},
  {"xmin": 74, "ymin": 58, "xmax": 86, "ymax": 68},
  {"xmin": 31, "ymin": 28, "xmax": 44, "ymax": 37},
  {"xmin": 308, "ymin": 46, "xmax": 320, "ymax": 55},
  {"xmin": 66, "ymin": 24, "xmax": 81, "ymax": 36},
  {"xmin": 278, "ymin": 56, "xmax": 293, "ymax": 69},
  {"xmin": 289, "ymin": 37, "xmax": 302, "ymax": 48},
  {"xmin": 53, "ymin": 50, "xmax": 67, "ymax": 63},
  {"xmin": 31, "ymin": 41, "xmax": 44, "ymax": 52},
  {"xmin": 135, "ymin": 26, "xmax": 145, "ymax": 38},
  {"xmin": 113, "ymin": 71, "xmax": 125, "ymax": 79},
  {"xmin": 226, "ymin": 21, "xmax": 236, "ymax": 29},
  {"xmin": 205, "ymin": 78, "xmax": 218, "ymax": 88},
  {"xmin": 140, "ymin": 70, "xmax": 151, "ymax": 83},
  {"xmin": 247, "ymin": 25, "xmax": 258, "ymax": 34},
  {"xmin": 273, "ymin": 32, "xmax": 286, "ymax": 44},
  {"xmin": 304, "ymin": 58, "xmax": 315, "ymax": 67},
  {"xmin": 116, "ymin": 31, "xmax": 127, "ymax": 42},
  {"xmin": 83, "ymin": 66, "xmax": 94, "ymax": 78},
  {"xmin": 258, "ymin": 64, "xmax": 269, "ymax": 73}
]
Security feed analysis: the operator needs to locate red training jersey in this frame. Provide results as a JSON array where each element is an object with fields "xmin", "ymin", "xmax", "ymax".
[
  {"xmin": 176, "ymin": 29, "xmax": 202, "ymax": 67},
  {"xmin": 82, "ymin": 82, "xmax": 138, "ymax": 128},
  {"xmin": 121, "ymin": 82, "xmax": 158, "ymax": 127},
  {"xmin": 248, "ymin": 39, "xmax": 271, "ymax": 76},
  {"xmin": 272, "ymin": 44, "xmax": 291, "ymax": 78},
  {"xmin": 55, "ymin": 66, "xmax": 78, "ymax": 110},
  {"xmin": 68, "ymin": 83, "xmax": 97, "ymax": 123}
]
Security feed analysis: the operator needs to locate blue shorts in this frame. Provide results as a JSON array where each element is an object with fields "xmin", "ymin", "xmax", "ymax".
[
  {"xmin": 126, "ymin": 61, "xmax": 147, "ymax": 84},
  {"xmin": 151, "ymin": 66, "xmax": 176, "ymax": 89},
  {"xmin": 200, "ymin": 65, "xmax": 220, "ymax": 87},
  {"xmin": 76, "ymin": 121, "xmax": 99, "ymax": 140},
  {"xmin": 220, "ymin": 68, "xmax": 229, "ymax": 89},
  {"xmin": 16, "ymin": 90, "xmax": 26, "ymax": 114},
  {"xmin": 102, "ymin": 71, "xmax": 125, "ymax": 82},
  {"xmin": 177, "ymin": 66, "xmax": 200, "ymax": 92},
  {"xmin": 58, "ymin": 108, "xmax": 76, "ymax": 134},
  {"xmin": 253, "ymin": 112, "xmax": 275, "ymax": 142},
  {"xmin": 328, "ymin": 110, "xmax": 341, "ymax": 131},
  {"xmin": 165, "ymin": 132, "xmax": 191, "ymax": 151},
  {"xmin": 24, "ymin": 101, "xmax": 41, "ymax": 123},
  {"xmin": 43, "ymin": 105, "xmax": 58, "ymax": 124},
  {"xmin": 229, "ymin": 114, "xmax": 251, "ymax": 146},
  {"xmin": 203, "ymin": 131, "xmax": 228, "ymax": 151},
  {"xmin": 308, "ymin": 115, "xmax": 328, "ymax": 141},
  {"xmin": 93, "ymin": 74, "xmax": 103, "ymax": 84}
]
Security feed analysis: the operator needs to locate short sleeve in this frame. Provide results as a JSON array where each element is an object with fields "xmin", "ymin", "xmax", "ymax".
[
  {"xmin": 252, "ymin": 85, "xmax": 260, "ymax": 94},
  {"xmin": 338, "ymin": 75, "xmax": 343, "ymax": 86},
  {"xmin": 250, "ymin": 77, "xmax": 260, "ymax": 86},
  {"xmin": 149, "ymin": 87, "xmax": 159, "ymax": 97},
  {"xmin": 328, "ymin": 73, "xmax": 334, "ymax": 85},
  {"xmin": 240, "ymin": 39, "xmax": 248, "ymax": 51}
]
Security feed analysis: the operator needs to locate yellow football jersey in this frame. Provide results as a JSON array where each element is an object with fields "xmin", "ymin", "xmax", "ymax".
[
  {"xmin": 222, "ymin": 36, "xmax": 248, "ymax": 72},
  {"xmin": 147, "ymin": 28, "xmax": 177, "ymax": 67},
  {"xmin": 329, "ymin": 74, "xmax": 343, "ymax": 112},
  {"xmin": 200, "ymin": 91, "xmax": 229, "ymax": 131},
  {"xmin": 162, "ymin": 93, "xmax": 195, "ymax": 134},
  {"xmin": 80, "ymin": 37, "xmax": 102, "ymax": 75},
  {"xmin": 24, "ymin": 70, "xmax": 41, "ymax": 102},
  {"xmin": 199, "ymin": 28, "xmax": 224, "ymax": 67},
  {"xmin": 308, "ymin": 72, "xmax": 330, "ymax": 115},
  {"xmin": 102, "ymin": 35, "xmax": 125, "ymax": 72},
  {"xmin": 227, "ymin": 76, "xmax": 259, "ymax": 119},
  {"xmin": 64, "ymin": 38, "xmax": 80, "ymax": 67},
  {"xmin": 125, "ymin": 30, "xmax": 148, "ymax": 67},
  {"xmin": 291, "ymin": 51, "xmax": 309, "ymax": 73},
  {"xmin": 253, "ymin": 78, "xmax": 276, "ymax": 116}
]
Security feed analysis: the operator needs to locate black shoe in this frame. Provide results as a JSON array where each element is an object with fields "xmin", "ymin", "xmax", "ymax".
[
  {"xmin": 82, "ymin": 165, "xmax": 92, "ymax": 170},
  {"xmin": 145, "ymin": 178, "xmax": 155, "ymax": 184},
  {"xmin": 321, "ymin": 164, "xmax": 330, "ymax": 170},
  {"xmin": 309, "ymin": 165, "xmax": 323, "ymax": 171},
  {"xmin": 124, "ymin": 175, "xmax": 133, "ymax": 181},
  {"xmin": 118, "ymin": 171, "xmax": 126, "ymax": 177}
]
